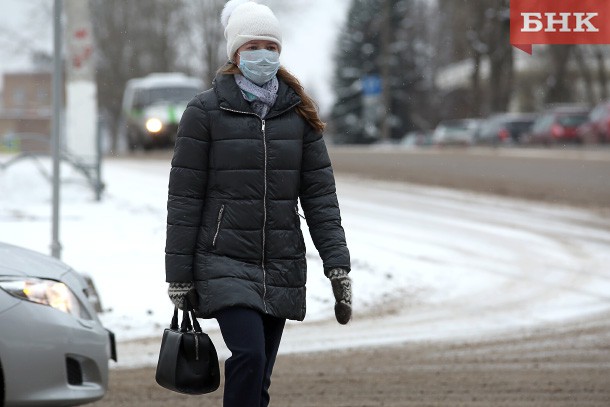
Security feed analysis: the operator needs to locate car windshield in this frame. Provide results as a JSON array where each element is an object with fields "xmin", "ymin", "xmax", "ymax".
[
  {"xmin": 133, "ymin": 86, "xmax": 199, "ymax": 107},
  {"xmin": 441, "ymin": 121, "xmax": 474, "ymax": 131},
  {"xmin": 557, "ymin": 114, "xmax": 588, "ymax": 127},
  {"xmin": 505, "ymin": 120, "xmax": 533, "ymax": 132}
]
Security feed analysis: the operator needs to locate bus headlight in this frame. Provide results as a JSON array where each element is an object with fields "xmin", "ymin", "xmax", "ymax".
[{"xmin": 145, "ymin": 118, "xmax": 163, "ymax": 133}]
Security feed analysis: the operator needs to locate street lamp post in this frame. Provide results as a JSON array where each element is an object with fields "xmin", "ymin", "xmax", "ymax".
[{"xmin": 51, "ymin": 0, "xmax": 63, "ymax": 259}]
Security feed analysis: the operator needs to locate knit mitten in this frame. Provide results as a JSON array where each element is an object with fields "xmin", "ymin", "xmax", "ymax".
[
  {"xmin": 325, "ymin": 268, "xmax": 352, "ymax": 325},
  {"xmin": 168, "ymin": 282, "xmax": 194, "ymax": 310}
]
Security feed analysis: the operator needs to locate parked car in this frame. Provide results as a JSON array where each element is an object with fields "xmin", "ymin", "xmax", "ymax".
[
  {"xmin": 431, "ymin": 119, "xmax": 480, "ymax": 146},
  {"xmin": 400, "ymin": 130, "xmax": 433, "ymax": 147},
  {"xmin": 577, "ymin": 100, "xmax": 610, "ymax": 144},
  {"xmin": 475, "ymin": 113, "xmax": 536, "ymax": 145},
  {"xmin": 120, "ymin": 72, "xmax": 203, "ymax": 151},
  {"xmin": 525, "ymin": 107, "xmax": 590, "ymax": 145},
  {"xmin": 0, "ymin": 242, "xmax": 116, "ymax": 406}
]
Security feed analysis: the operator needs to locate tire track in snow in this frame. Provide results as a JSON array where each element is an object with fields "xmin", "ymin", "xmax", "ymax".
[{"xmin": 334, "ymin": 177, "xmax": 610, "ymax": 347}]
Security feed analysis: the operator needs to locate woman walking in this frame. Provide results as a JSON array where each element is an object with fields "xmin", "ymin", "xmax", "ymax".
[{"xmin": 165, "ymin": 1, "xmax": 352, "ymax": 405}]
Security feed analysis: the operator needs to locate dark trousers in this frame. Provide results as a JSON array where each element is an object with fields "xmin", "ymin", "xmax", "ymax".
[{"xmin": 215, "ymin": 307, "xmax": 286, "ymax": 407}]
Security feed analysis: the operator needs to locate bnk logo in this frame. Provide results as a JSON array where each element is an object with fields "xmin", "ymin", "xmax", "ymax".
[
  {"xmin": 521, "ymin": 12, "xmax": 599, "ymax": 33},
  {"xmin": 510, "ymin": 0, "xmax": 610, "ymax": 54}
]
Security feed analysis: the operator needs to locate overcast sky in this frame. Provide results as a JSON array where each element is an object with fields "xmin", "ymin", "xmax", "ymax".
[{"xmin": 0, "ymin": 0, "xmax": 52, "ymax": 77}]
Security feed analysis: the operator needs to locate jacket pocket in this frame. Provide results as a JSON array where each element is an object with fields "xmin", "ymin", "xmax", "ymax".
[
  {"xmin": 295, "ymin": 205, "xmax": 306, "ymax": 252},
  {"xmin": 212, "ymin": 204, "xmax": 225, "ymax": 248}
]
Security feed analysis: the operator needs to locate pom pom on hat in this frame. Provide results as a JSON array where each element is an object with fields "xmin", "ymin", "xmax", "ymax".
[
  {"xmin": 221, "ymin": 0, "xmax": 282, "ymax": 61},
  {"xmin": 221, "ymin": 0, "xmax": 250, "ymax": 28}
]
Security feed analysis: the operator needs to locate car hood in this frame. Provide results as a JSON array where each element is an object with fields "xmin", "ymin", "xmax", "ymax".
[{"xmin": 0, "ymin": 242, "xmax": 71, "ymax": 280}]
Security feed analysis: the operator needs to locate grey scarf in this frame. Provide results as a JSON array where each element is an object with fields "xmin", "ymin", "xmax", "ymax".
[{"xmin": 234, "ymin": 74, "xmax": 279, "ymax": 118}]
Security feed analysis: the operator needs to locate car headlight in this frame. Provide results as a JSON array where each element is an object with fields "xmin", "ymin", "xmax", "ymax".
[
  {"xmin": 145, "ymin": 117, "xmax": 163, "ymax": 133},
  {"xmin": 0, "ymin": 277, "xmax": 92, "ymax": 320}
]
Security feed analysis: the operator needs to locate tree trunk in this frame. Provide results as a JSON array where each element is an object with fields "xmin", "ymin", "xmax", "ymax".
[
  {"xmin": 470, "ymin": 52, "xmax": 482, "ymax": 117},
  {"xmin": 379, "ymin": 0, "xmax": 392, "ymax": 142},
  {"xmin": 488, "ymin": 1, "xmax": 513, "ymax": 113},
  {"xmin": 574, "ymin": 46, "xmax": 596, "ymax": 105},
  {"xmin": 546, "ymin": 45, "xmax": 574, "ymax": 104}
]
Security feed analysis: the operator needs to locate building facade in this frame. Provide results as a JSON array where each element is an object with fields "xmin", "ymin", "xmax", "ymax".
[{"xmin": 0, "ymin": 71, "xmax": 53, "ymax": 152}]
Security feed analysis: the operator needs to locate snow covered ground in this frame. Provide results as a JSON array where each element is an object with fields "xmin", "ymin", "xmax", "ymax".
[{"xmin": 1, "ymin": 153, "xmax": 610, "ymax": 368}]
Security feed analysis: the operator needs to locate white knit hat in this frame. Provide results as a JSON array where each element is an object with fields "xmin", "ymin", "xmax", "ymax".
[{"xmin": 221, "ymin": 0, "xmax": 282, "ymax": 61}]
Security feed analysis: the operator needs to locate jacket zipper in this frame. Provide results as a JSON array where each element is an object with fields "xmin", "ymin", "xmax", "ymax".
[
  {"xmin": 219, "ymin": 105, "xmax": 282, "ymax": 313},
  {"xmin": 295, "ymin": 205, "xmax": 305, "ymax": 220},
  {"xmin": 261, "ymin": 119, "xmax": 268, "ymax": 312},
  {"xmin": 212, "ymin": 204, "xmax": 225, "ymax": 247},
  {"xmin": 295, "ymin": 205, "xmax": 306, "ymax": 251}
]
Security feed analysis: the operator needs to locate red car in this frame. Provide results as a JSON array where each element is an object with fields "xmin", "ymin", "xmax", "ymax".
[
  {"xmin": 526, "ymin": 108, "xmax": 590, "ymax": 145},
  {"xmin": 577, "ymin": 101, "xmax": 610, "ymax": 144}
]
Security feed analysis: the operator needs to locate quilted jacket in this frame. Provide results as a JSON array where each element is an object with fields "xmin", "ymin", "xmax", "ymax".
[{"xmin": 165, "ymin": 73, "xmax": 350, "ymax": 321}]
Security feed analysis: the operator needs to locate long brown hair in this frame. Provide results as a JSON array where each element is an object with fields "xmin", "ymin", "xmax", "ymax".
[{"xmin": 218, "ymin": 63, "xmax": 326, "ymax": 133}]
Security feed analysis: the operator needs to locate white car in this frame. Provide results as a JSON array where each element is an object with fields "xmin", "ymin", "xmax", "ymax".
[
  {"xmin": 0, "ymin": 242, "xmax": 116, "ymax": 406},
  {"xmin": 431, "ymin": 119, "xmax": 480, "ymax": 146}
]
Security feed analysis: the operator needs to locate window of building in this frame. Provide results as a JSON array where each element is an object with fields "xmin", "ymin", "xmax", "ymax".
[{"xmin": 12, "ymin": 88, "xmax": 27, "ymax": 108}]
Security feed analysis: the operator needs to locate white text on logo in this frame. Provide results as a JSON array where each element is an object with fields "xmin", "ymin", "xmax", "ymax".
[{"xmin": 521, "ymin": 12, "xmax": 599, "ymax": 32}]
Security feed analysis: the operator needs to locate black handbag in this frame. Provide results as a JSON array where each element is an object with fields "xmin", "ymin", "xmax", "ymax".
[{"xmin": 155, "ymin": 300, "xmax": 220, "ymax": 395}]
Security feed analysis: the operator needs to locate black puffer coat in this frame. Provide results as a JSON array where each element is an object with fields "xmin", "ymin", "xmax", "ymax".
[{"xmin": 165, "ymin": 73, "xmax": 350, "ymax": 321}]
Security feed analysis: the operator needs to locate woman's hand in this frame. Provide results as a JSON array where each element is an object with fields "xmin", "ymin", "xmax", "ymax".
[
  {"xmin": 167, "ymin": 282, "xmax": 195, "ymax": 310},
  {"xmin": 326, "ymin": 268, "xmax": 352, "ymax": 324}
]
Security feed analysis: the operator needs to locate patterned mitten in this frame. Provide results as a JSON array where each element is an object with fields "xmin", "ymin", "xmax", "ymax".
[
  {"xmin": 326, "ymin": 268, "xmax": 352, "ymax": 325},
  {"xmin": 167, "ymin": 282, "xmax": 194, "ymax": 310}
]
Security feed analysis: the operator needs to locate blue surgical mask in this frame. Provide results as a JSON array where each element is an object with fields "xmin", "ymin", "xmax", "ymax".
[{"xmin": 238, "ymin": 49, "xmax": 280, "ymax": 86}]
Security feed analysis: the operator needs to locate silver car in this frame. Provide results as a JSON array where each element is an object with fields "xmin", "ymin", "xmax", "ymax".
[
  {"xmin": 0, "ymin": 242, "xmax": 116, "ymax": 406},
  {"xmin": 431, "ymin": 119, "xmax": 481, "ymax": 146}
]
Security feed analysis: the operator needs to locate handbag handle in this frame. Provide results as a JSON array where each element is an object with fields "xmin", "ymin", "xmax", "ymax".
[
  {"xmin": 173, "ymin": 295, "xmax": 203, "ymax": 334},
  {"xmin": 170, "ymin": 307, "xmax": 179, "ymax": 330}
]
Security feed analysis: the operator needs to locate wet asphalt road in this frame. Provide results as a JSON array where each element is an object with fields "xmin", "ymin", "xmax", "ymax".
[
  {"xmin": 136, "ymin": 145, "xmax": 610, "ymax": 209},
  {"xmin": 327, "ymin": 146, "xmax": 610, "ymax": 210}
]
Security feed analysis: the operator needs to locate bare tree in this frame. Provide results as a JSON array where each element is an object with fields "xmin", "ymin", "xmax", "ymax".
[
  {"xmin": 465, "ymin": 2, "xmax": 488, "ymax": 116},
  {"xmin": 434, "ymin": 0, "xmax": 514, "ymax": 117},
  {"xmin": 0, "ymin": 0, "xmax": 53, "ymax": 70},
  {"xmin": 486, "ymin": 0, "xmax": 513, "ymax": 113},
  {"xmin": 180, "ymin": 0, "xmax": 226, "ymax": 86},
  {"xmin": 544, "ymin": 45, "xmax": 575, "ymax": 105},
  {"xmin": 91, "ymin": 0, "xmax": 187, "ymax": 151},
  {"xmin": 574, "ymin": 47, "xmax": 596, "ymax": 105},
  {"xmin": 595, "ymin": 47, "xmax": 609, "ymax": 101},
  {"xmin": 435, "ymin": 0, "xmax": 475, "ymax": 65}
]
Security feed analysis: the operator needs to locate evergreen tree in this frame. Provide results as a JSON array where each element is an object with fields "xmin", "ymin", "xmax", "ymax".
[
  {"xmin": 331, "ymin": 0, "xmax": 429, "ymax": 144},
  {"xmin": 331, "ymin": 0, "xmax": 381, "ymax": 144},
  {"xmin": 388, "ymin": 0, "xmax": 430, "ymax": 137}
]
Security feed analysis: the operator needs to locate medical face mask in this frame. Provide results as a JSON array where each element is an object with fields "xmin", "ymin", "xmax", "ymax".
[{"xmin": 238, "ymin": 49, "xmax": 280, "ymax": 86}]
